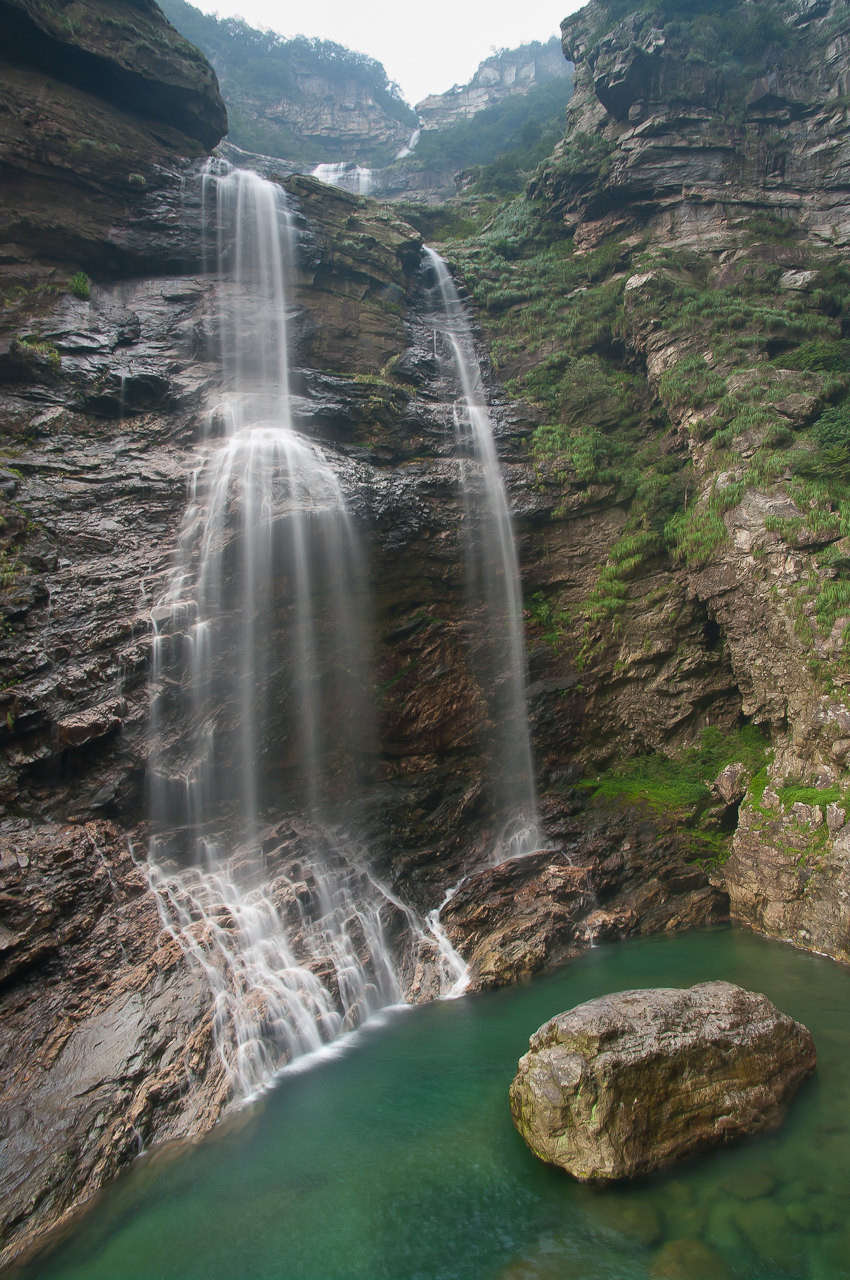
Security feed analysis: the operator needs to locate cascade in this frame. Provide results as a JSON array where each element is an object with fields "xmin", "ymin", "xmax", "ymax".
[
  {"xmin": 310, "ymin": 162, "xmax": 375, "ymax": 195},
  {"xmin": 423, "ymin": 247, "xmax": 541, "ymax": 860},
  {"xmin": 395, "ymin": 127, "xmax": 421, "ymax": 159},
  {"xmin": 145, "ymin": 164, "xmax": 455, "ymax": 1100}
]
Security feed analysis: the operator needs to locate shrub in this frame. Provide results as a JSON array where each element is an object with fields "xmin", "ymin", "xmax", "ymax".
[{"xmin": 69, "ymin": 272, "xmax": 91, "ymax": 300}]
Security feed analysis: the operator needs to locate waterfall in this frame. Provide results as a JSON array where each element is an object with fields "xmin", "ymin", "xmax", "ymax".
[
  {"xmin": 423, "ymin": 247, "xmax": 541, "ymax": 860},
  {"xmin": 395, "ymin": 127, "xmax": 421, "ymax": 159},
  {"xmin": 145, "ymin": 164, "xmax": 456, "ymax": 1101},
  {"xmin": 311, "ymin": 162, "xmax": 375, "ymax": 196}
]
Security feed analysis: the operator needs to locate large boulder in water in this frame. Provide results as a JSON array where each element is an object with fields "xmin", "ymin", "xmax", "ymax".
[{"xmin": 509, "ymin": 981, "xmax": 816, "ymax": 1183}]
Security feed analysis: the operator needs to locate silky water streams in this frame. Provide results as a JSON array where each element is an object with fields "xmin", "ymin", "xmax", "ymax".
[
  {"xmin": 423, "ymin": 248, "xmax": 540, "ymax": 861},
  {"xmin": 145, "ymin": 165, "xmax": 455, "ymax": 1099},
  {"xmin": 9, "ymin": 176, "xmax": 850, "ymax": 1280}
]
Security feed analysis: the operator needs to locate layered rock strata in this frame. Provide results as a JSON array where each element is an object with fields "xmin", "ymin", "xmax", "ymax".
[
  {"xmin": 0, "ymin": 0, "xmax": 227, "ymax": 273},
  {"xmin": 0, "ymin": 0, "xmax": 792, "ymax": 1262},
  {"xmin": 454, "ymin": 0, "xmax": 850, "ymax": 966}
]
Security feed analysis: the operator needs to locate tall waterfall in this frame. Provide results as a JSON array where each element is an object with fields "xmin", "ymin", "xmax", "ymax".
[
  {"xmin": 145, "ymin": 165, "xmax": 447, "ymax": 1100},
  {"xmin": 424, "ymin": 248, "xmax": 540, "ymax": 859}
]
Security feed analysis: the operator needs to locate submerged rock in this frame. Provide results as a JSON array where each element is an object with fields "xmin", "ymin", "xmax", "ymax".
[{"xmin": 509, "ymin": 981, "xmax": 815, "ymax": 1183}]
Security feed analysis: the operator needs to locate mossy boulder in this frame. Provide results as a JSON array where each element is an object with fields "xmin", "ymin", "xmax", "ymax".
[{"xmin": 510, "ymin": 981, "xmax": 815, "ymax": 1183}]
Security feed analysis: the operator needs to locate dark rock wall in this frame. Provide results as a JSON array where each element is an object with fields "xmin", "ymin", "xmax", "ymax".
[{"xmin": 0, "ymin": 0, "xmax": 226, "ymax": 275}]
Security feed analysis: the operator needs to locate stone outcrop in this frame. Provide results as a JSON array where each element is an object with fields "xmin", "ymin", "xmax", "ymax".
[
  {"xmin": 0, "ymin": 0, "xmax": 226, "ymax": 273},
  {"xmin": 416, "ymin": 38, "xmax": 572, "ymax": 131},
  {"xmin": 0, "ymin": 821, "xmax": 229, "ymax": 1264},
  {"xmin": 440, "ymin": 828, "xmax": 727, "ymax": 991},
  {"xmin": 2, "ymin": 0, "xmax": 226, "ymax": 147},
  {"xmin": 539, "ymin": 0, "xmax": 850, "ymax": 248},
  {"xmin": 510, "ymin": 982, "xmax": 816, "ymax": 1182}
]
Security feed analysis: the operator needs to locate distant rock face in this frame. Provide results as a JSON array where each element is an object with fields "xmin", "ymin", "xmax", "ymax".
[
  {"xmin": 416, "ymin": 38, "xmax": 571, "ymax": 131},
  {"xmin": 510, "ymin": 982, "xmax": 816, "ymax": 1183},
  {"xmin": 158, "ymin": 0, "xmax": 415, "ymax": 167},
  {"xmin": 234, "ymin": 73, "xmax": 411, "ymax": 164}
]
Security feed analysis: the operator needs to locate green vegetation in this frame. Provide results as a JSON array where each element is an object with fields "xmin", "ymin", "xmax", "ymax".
[
  {"xmin": 584, "ymin": 0, "xmax": 792, "ymax": 79},
  {"xmin": 406, "ymin": 70, "xmax": 572, "ymax": 196},
  {"xmin": 441, "ymin": 171, "xmax": 850, "ymax": 668},
  {"xmin": 0, "ymin": 547, "xmax": 23, "ymax": 591},
  {"xmin": 68, "ymin": 271, "xmax": 91, "ymax": 300},
  {"xmin": 776, "ymin": 783, "xmax": 842, "ymax": 812},
  {"xmin": 16, "ymin": 336, "xmax": 61, "ymax": 370},
  {"xmin": 447, "ymin": 199, "xmax": 687, "ymax": 660},
  {"xmin": 581, "ymin": 724, "xmax": 770, "ymax": 859},
  {"xmin": 587, "ymin": 724, "xmax": 768, "ymax": 809},
  {"xmin": 527, "ymin": 591, "xmax": 572, "ymax": 652}
]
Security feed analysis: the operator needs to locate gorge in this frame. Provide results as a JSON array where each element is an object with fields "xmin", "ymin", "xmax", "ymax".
[{"xmin": 2, "ymin": 0, "xmax": 850, "ymax": 1275}]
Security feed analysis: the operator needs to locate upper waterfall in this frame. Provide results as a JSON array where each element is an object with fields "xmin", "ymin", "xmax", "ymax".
[{"xmin": 311, "ymin": 162, "xmax": 375, "ymax": 196}]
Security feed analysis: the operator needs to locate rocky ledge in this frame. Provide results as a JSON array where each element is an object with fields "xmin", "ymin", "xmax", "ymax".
[
  {"xmin": 0, "ymin": 0, "xmax": 227, "ymax": 273},
  {"xmin": 510, "ymin": 981, "xmax": 816, "ymax": 1183}
]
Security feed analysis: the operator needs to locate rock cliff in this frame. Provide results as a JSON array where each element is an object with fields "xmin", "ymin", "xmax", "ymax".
[
  {"xmin": 0, "ymin": 0, "xmax": 226, "ymax": 273},
  {"xmin": 447, "ymin": 0, "xmax": 850, "ymax": 970},
  {"xmin": 0, "ymin": 3, "xmax": 732, "ymax": 1264},
  {"xmin": 416, "ymin": 37, "xmax": 572, "ymax": 131},
  {"xmin": 157, "ymin": 0, "xmax": 416, "ymax": 166}
]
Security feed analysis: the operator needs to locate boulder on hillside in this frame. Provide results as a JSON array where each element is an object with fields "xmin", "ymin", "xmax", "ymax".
[{"xmin": 510, "ymin": 981, "xmax": 815, "ymax": 1183}]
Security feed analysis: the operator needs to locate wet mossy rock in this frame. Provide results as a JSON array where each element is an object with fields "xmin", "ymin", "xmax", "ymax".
[{"xmin": 510, "ymin": 982, "xmax": 816, "ymax": 1183}]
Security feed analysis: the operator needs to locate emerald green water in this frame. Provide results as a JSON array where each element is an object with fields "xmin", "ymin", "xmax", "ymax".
[{"xmin": 13, "ymin": 927, "xmax": 850, "ymax": 1280}]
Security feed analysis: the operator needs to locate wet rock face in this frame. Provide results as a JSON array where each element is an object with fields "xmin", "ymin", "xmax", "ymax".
[
  {"xmin": 439, "ymin": 831, "xmax": 727, "ymax": 992},
  {"xmin": 510, "ymin": 982, "xmax": 816, "ymax": 1183},
  {"xmin": 0, "ymin": 820, "xmax": 229, "ymax": 1264},
  {"xmin": 0, "ymin": 172, "xmax": 435, "ymax": 1267}
]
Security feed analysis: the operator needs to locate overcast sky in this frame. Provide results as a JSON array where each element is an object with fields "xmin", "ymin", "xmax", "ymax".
[{"xmin": 189, "ymin": 1, "xmax": 585, "ymax": 105}]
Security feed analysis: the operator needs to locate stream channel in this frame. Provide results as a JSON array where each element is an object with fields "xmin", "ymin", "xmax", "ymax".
[{"xmin": 11, "ymin": 925, "xmax": 850, "ymax": 1280}]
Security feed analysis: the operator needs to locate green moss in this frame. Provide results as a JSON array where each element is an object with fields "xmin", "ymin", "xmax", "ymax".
[
  {"xmin": 776, "ymin": 784, "xmax": 841, "ymax": 811},
  {"xmin": 583, "ymin": 724, "xmax": 769, "ymax": 817},
  {"xmin": 17, "ymin": 336, "xmax": 61, "ymax": 369},
  {"xmin": 526, "ymin": 591, "xmax": 572, "ymax": 653}
]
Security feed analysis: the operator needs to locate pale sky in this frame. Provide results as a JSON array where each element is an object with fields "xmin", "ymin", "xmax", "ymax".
[{"xmin": 190, "ymin": 1, "xmax": 585, "ymax": 105}]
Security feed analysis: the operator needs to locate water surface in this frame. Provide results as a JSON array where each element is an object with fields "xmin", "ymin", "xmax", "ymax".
[{"xmin": 15, "ymin": 927, "xmax": 850, "ymax": 1280}]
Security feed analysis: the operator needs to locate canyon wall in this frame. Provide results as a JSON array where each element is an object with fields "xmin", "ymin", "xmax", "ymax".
[
  {"xmin": 450, "ymin": 0, "xmax": 850, "ymax": 971},
  {"xmin": 9, "ymin": 0, "xmax": 850, "ymax": 1265}
]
